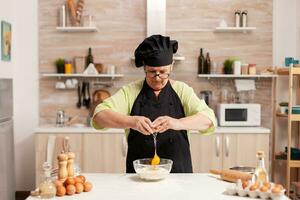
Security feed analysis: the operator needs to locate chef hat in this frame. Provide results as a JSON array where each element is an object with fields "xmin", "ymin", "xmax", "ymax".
[{"xmin": 134, "ymin": 35, "xmax": 178, "ymax": 68}]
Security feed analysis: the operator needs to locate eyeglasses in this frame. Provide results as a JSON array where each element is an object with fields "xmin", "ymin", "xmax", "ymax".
[{"xmin": 144, "ymin": 71, "xmax": 170, "ymax": 79}]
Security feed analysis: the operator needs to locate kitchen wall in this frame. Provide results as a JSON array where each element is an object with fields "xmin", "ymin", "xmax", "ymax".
[
  {"xmin": 0, "ymin": 0, "xmax": 15, "ymax": 78},
  {"xmin": 39, "ymin": 0, "xmax": 273, "ymax": 127},
  {"xmin": 0, "ymin": 0, "xmax": 39, "ymax": 192}
]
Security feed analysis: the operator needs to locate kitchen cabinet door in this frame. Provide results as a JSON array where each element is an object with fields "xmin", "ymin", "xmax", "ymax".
[
  {"xmin": 222, "ymin": 134, "xmax": 270, "ymax": 171},
  {"xmin": 82, "ymin": 133, "xmax": 127, "ymax": 173},
  {"xmin": 190, "ymin": 134, "xmax": 222, "ymax": 173},
  {"xmin": 35, "ymin": 133, "xmax": 83, "ymax": 186}
]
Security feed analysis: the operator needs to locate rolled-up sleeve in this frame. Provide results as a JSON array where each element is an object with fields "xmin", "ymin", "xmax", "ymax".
[
  {"xmin": 178, "ymin": 83, "xmax": 217, "ymax": 135},
  {"xmin": 91, "ymin": 87, "xmax": 130, "ymax": 130}
]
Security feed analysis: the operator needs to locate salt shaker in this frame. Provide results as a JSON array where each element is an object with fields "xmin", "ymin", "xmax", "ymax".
[
  {"xmin": 235, "ymin": 10, "xmax": 241, "ymax": 27},
  {"xmin": 241, "ymin": 10, "xmax": 248, "ymax": 27},
  {"xmin": 57, "ymin": 153, "xmax": 68, "ymax": 181}
]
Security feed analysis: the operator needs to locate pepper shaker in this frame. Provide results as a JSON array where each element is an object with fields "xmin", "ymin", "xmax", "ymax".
[
  {"xmin": 57, "ymin": 153, "xmax": 68, "ymax": 181},
  {"xmin": 67, "ymin": 152, "xmax": 75, "ymax": 177}
]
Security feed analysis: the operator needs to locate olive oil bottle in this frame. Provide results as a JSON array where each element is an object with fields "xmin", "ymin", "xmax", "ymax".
[{"xmin": 252, "ymin": 151, "xmax": 268, "ymax": 185}]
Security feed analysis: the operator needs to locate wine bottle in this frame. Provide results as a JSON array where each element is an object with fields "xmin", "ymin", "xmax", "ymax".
[
  {"xmin": 204, "ymin": 52, "xmax": 211, "ymax": 74},
  {"xmin": 198, "ymin": 48, "xmax": 205, "ymax": 74},
  {"xmin": 86, "ymin": 47, "xmax": 94, "ymax": 68}
]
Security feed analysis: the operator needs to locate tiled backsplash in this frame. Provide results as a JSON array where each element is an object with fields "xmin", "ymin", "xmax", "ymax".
[{"xmin": 39, "ymin": 0, "xmax": 273, "ymax": 128}]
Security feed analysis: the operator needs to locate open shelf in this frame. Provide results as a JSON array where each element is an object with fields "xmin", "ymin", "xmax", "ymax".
[
  {"xmin": 56, "ymin": 26, "xmax": 98, "ymax": 32},
  {"xmin": 130, "ymin": 53, "xmax": 185, "ymax": 62},
  {"xmin": 276, "ymin": 67, "xmax": 300, "ymax": 76},
  {"xmin": 214, "ymin": 27, "xmax": 256, "ymax": 33},
  {"xmin": 41, "ymin": 73, "xmax": 124, "ymax": 78},
  {"xmin": 197, "ymin": 74, "xmax": 277, "ymax": 79},
  {"xmin": 274, "ymin": 158, "xmax": 300, "ymax": 167},
  {"xmin": 276, "ymin": 112, "xmax": 288, "ymax": 118}
]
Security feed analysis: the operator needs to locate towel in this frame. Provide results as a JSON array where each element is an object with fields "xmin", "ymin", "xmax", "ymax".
[{"xmin": 235, "ymin": 79, "xmax": 256, "ymax": 92}]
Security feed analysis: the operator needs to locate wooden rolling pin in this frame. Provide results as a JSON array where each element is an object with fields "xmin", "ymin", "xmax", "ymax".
[{"xmin": 210, "ymin": 169, "xmax": 252, "ymax": 183}]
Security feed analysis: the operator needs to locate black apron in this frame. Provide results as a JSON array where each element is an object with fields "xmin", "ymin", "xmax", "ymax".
[{"xmin": 126, "ymin": 80, "xmax": 193, "ymax": 173}]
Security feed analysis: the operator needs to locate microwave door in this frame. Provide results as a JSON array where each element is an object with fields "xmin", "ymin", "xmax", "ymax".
[{"xmin": 225, "ymin": 109, "xmax": 247, "ymax": 122}]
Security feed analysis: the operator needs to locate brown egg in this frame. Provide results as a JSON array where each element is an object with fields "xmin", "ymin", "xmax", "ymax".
[
  {"xmin": 77, "ymin": 175, "xmax": 86, "ymax": 183},
  {"xmin": 250, "ymin": 184, "xmax": 258, "ymax": 191},
  {"xmin": 56, "ymin": 185, "xmax": 66, "ymax": 196},
  {"xmin": 75, "ymin": 183, "xmax": 84, "ymax": 194},
  {"xmin": 274, "ymin": 184, "xmax": 284, "ymax": 190},
  {"xmin": 66, "ymin": 185, "xmax": 76, "ymax": 195},
  {"xmin": 272, "ymin": 186, "xmax": 282, "ymax": 194},
  {"xmin": 74, "ymin": 177, "xmax": 83, "ymax": 184},
  {"xmin": 263, "ymin": 182, "xmax": 271, "ymax": 189},
  {"xmin": 84, "ymin": 182, "xmax": 93, "ymax": 192},
  {"xmin": 53, "ymin": 180, "xmax": 63, "ymax": 188},
  {"xmin": 242, "ymin": 180, "xmax": 248, "ymax": 189},
  {"xmin": 260, "ymin": 185, "xmax": 269, "ymax": 192},
  {"xmin": 65, "ymin": 177, "xmax": 75, "ymax": 186}
]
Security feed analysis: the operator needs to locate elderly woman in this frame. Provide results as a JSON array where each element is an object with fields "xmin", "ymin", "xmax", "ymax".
[{"xmin": 92, "ymin": 35, "xmax": 216, "ymax": 173}]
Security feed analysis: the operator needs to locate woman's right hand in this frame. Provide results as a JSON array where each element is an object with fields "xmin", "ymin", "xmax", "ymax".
[{"xmin": 130, "ymin": 116, "xmax": 154, "ymax": 135}]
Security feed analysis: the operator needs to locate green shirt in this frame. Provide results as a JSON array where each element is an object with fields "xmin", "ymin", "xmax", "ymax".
[{"xmin": 92, "ymin": 79, "xmax": 216, "ymax": 137}]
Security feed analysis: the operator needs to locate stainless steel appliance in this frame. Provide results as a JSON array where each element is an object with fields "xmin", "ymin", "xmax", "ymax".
[
  {"xmin": 0, "ymin": 79, "xmax": 15, "ymax": 200},
  {"xmin": 217, "ymin": 103, "xmax": 261, "ymax": 126}
]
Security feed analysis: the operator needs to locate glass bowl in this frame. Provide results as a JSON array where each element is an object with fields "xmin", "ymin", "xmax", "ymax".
[{"xmin": 133, "ymin": 158, "xmax": 173, "ymax": 181}]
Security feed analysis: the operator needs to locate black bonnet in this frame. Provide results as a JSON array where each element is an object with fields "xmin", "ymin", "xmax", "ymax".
[{"xmin": 134, "ymin": 35, "xmax": 178, "ymax": 68}]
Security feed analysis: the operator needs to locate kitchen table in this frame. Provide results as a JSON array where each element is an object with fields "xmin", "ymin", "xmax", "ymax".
[{"xmin": 26, "ymin": 173, "xmax": 289, "ymax": 200}]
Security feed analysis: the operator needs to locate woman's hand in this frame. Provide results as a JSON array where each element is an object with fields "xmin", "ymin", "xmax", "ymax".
[
  {"xmin": 130, "ymin": 116, "xmax": 154, "ymax": 135},
  {"xmin": 152, "ymin": 116, "xmax": 181, "ymax": 133}
]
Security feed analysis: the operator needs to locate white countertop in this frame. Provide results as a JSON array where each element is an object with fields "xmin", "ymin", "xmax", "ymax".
[
  {"xmin": 26, "ymin": 173, "xmax": 288, "ymax": 200},
  {"xmin": 35, "ymin": 126, "xmax": 271, "ymax": 134}
]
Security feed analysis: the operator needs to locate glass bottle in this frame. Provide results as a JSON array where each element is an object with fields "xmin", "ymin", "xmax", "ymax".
[
  {"xmin": 86, "ymin": 47, "xmax": 94, "ymax": 68},
  {"xmin": 38, "ymin": 162, "xmax": 56, "ymax": 199},
  {"xmin": 252, "ymin": 151, "xmax": 268, "ymax": 186},
  {"xmin": 204, "ymin": 52, "xmax": 211, "ymax": 74},
  {"xmin": 198, "ymin": 48, "xmax": 205, "ymax": 74}
]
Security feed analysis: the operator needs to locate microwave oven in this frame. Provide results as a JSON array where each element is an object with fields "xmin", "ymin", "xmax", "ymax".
[{"xmin": 217, "ymin": 104, "xmax": 261, "ymax": 126}]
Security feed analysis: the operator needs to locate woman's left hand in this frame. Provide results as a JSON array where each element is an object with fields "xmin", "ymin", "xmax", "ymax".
[{"xmin": 152, "ymin": 116, "xmax": 181, "ymax": 133}]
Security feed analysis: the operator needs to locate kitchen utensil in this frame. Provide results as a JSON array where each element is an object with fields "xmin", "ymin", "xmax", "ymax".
[
  {"xmin": 86, "ymin": 82, "xmax": 91, "ymax": 108},
  {"xmin": 56, "ymin": 110, "xmax": 65, "ymax": 127},
  {"xmin": 151, "ymin": 132, "xmax": 160, "ymax": 165},
  {"xmin": 210, "ymin": 169, "xmax": 252, "ymax": 183},
  {"xmin": 76, "ymin": 82, "xmax": 81, "ymax": 108},
  {"xmin": 229, "ymin": 166, "xmax": 255, "ymax": 173},
  {"xmin": 133, "ymin": 158, "xmax": 173, "ymax": 181},
  {"xmin": 81, "ymin": 82, "xmax": 87, "ymax": 107}
]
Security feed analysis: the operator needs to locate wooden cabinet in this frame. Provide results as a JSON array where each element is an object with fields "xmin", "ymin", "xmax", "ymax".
[
  {"xmin": 190, "ymin": 133, "xmax": 269, "ymax": 173},
  {"xmin": 35, "ymin": 132, "xmax": 127, "ymax": 186},
  {"xmin": 82, "ymin": 133, "xmax": 126, "ymax": 173}
]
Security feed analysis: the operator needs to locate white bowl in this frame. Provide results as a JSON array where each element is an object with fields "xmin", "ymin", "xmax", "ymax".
[{"xmin": 133, "ymin": 158, "xmax": 173, "ymax": 181}]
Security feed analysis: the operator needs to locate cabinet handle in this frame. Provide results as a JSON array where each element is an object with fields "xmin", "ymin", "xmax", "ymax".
[
  {"xmin": 122, "ymin": 135, "xmax": 127, "ymax": 157},
  {"xmin": 215, "ymin": 136, "xmax": 220, "ymax": 157},
  {"xmin": 225, "ymin": 136, "xmax": 229, "ymax": 157}
]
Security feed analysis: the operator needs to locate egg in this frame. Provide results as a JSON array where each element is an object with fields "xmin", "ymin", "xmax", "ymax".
[
  {"xmin": 84, "ymin": 182, "xmax": 93, "ymax": 192},
  {"xmin": 273, "ymin": 184, "xmax": 284, "ymax": 190},
  {"xmin": 53, "ymin": 180, "xmax": 63, "ymax": 187},
  {"xmin": 74, "ymin": 177, "xmax": 83, "ymax": 184},
  {"xmin": 77, "ymin": 175, "xmax": 86, "ymax": 183},
  {"xmin": 242, "ymin": 180, "xmax": 248, "ymax": 189},
  {"xmin": 272, "ymin": 186, "xmax": 282, "ymax": 194},
  {"xmin": 250, "ymin": 184, "xmax": 258, "ymax": 191},
  {"xmin": 65, "ymin": 177, "xmax": 75, "ymax": 186},
  {"xmin": 66, "ymin": 185, "xmax": 76, "ymax": 195},
  {"xmin": 75, "ymin": 183, "xmax": 84, "ymax": 194},
  {"xmin": 56, "ymin": 185, "xmax": 66, "ymax": 196},
  {"xmin": 263, "ymin": 182, "xmax": 271, "ymax": 189},
  {"xmin": 260, "ymin": 185, "xmax": 269, "ymax": 192}
]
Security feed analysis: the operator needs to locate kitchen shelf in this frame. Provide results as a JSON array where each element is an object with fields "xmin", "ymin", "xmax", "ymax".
[
  {"xmin": 274, "ymin": 159, "xmax": 300, "ymax": 168},
  {"xmin": 56, "ymin": 26, "xmax": 98, "ymax": 32},
  {"xmin": 276, "ymin": 112, "xmax": 288, "ymax": 118},
  {"xmin": 130, "ymin": 53, "xmax": 185, "ymax": 62},
  {"xmin": 275, "ymin": 67, "xmax": 300, "ymax": 76},
  {"xmin": 197, "ymin": 74, "xmax": 277, "ymax": 79},
  {"xmin": 41, "ymin": 73, "xmax": 124, "ymax": 79},
  {"xmin": 214, "ymin": 27, "xmax": 256, "ymax": 33}
]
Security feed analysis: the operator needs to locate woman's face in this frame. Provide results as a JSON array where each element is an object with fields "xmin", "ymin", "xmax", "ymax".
[{"xmin": 144, "ymin": 65, "xmax": 172, "ymax": 91}]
